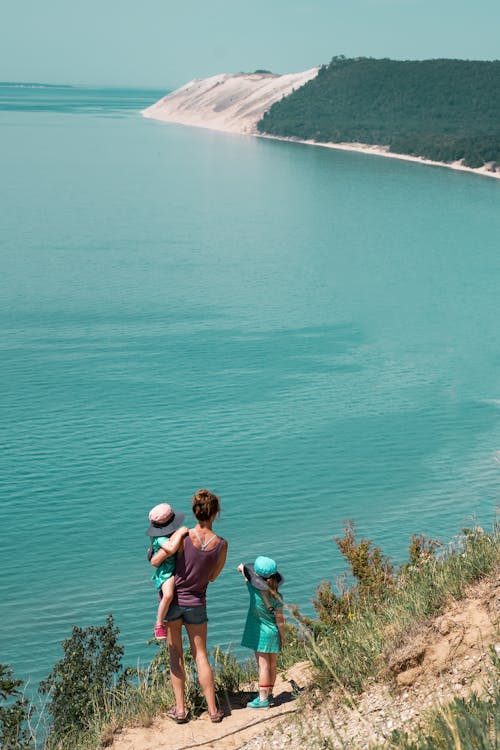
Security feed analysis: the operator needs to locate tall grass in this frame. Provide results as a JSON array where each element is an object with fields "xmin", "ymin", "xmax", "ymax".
[{"xmin": 293, "ymin": 525, "xmax": 499, "ymax": 693}]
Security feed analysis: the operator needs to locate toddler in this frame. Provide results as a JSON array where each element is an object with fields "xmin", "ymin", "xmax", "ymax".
[{"xmin": 147, "ymin": 502, "xmax": 188, "ymax": 639}]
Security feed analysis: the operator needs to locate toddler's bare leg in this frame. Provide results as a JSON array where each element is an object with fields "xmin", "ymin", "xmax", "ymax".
[{"xmin": 157, "ymin": 577, "xmax": 175, "ymax": 624}]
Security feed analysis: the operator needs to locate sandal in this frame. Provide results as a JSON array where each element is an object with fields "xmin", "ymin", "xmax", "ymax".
[
  {"xmin": 209, "ymin": 708, "xmax": 224, "ymax": 723},
  {"xmin": 167, "ymin": 707, "xmax": 188, "ymax": 724}
]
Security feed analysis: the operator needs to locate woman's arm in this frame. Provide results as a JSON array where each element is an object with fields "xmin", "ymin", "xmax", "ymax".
[
  {"xmin": 208, "ymin": 539, "xmax": 228, "ymax": 582},
  {"xmin": 276, "ymin": 608, "xmax": 285, "ymax": 648},
  {"xmin": 150, "ymin": 527, "xmax": 188, "ymax": 567}
]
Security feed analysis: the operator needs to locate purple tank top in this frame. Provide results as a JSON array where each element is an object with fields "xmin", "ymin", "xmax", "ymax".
[{"xmin": 174, "ymin": 534, "xmax": 225, "ymax": 607}]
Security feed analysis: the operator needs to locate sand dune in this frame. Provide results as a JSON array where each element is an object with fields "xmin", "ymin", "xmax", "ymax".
[{"xmin": 142, "ymin": 69, "xmax": 318, "ymax": 133}]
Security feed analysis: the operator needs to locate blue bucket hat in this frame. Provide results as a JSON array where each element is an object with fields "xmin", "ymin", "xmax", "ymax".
[{"xmin": 243, "ymin": 556, "xmax": 284, "ymax": 591}]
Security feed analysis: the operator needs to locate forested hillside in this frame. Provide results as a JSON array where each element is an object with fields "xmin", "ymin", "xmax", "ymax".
[{"xmin": 258, "ymin": 57, "xmax": 500, "ymax": 168}]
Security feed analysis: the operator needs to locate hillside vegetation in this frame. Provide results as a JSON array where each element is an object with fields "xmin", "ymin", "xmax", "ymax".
[
  {"xmin": 2, "ymin": 524, "xmax": 498, "ymax": 750},
  {"xmin": 258, "ymin": 57, "xmax": 500, "ymax": 168}
]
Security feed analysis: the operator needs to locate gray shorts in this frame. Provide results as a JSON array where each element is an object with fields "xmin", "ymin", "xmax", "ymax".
[{"xmin": 165, "ymin": 603, "xmax": 208, "ymax": 625}]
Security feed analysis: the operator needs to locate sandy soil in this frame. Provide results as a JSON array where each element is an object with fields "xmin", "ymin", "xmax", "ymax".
[{"xmin": 143, "ymin": 70, "xmax": 500, "ymax": 180}]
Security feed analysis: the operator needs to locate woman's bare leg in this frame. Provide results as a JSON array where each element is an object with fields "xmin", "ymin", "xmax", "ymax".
[
  {"xmin": 185, "ymin": 622, "xmax": 218, "ymax": 715},
  {"xmin": 166, "ymin": 619, "xmax": 186, "ymax": 715}
]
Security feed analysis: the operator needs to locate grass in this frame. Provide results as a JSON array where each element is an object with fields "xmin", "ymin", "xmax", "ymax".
[{"xmin": 293, "ymin": 525, "xmax": 500, "ymax": 694}]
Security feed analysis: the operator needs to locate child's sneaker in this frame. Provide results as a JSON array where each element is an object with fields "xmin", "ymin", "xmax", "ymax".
[
  {"xmin": 154, "ymin": 623, "xmax": 167, "ymax": 640},
  {"xmin": 247, "ymin": 695, "xmax": 270, "ymax": 709}
]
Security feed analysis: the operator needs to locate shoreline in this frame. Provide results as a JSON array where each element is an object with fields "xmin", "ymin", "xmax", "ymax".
[
  {"xmin": 144, "ymin": 113, "xmax": 500, "ymax": 180},
  {"xmin": 257, "ymin": 133, "xmax": 500, "ymax": 180}
]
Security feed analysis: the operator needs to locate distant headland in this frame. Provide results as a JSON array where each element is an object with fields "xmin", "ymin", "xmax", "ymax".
[{"xmin": 143, "ymin": 57, "xmax": 500, "ymax": 180}]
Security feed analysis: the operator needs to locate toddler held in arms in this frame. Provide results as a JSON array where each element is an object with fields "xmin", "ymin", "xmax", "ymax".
[
  {"xmin": 146, "ymin": 503, "xmax": 188, "ymax": 640},
  {"xmin": 238, "ymin": 556, "xmax": 285, "ymax": 708}
]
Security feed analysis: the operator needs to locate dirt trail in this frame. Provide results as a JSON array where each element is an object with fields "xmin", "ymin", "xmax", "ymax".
[{"xmin": 110, "ymin": 662, "xmax": 312, "ymax": 750}]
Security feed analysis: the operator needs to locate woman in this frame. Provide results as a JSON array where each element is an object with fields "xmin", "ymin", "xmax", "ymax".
[{"xmin": 151, "ymin": 488, "xmax": 228, "ymax": 724}]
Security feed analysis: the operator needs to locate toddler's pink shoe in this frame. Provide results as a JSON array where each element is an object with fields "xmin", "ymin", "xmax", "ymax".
[{"xmin": 154, "ymin": 623, "xmax": 167, "ymax": 640}]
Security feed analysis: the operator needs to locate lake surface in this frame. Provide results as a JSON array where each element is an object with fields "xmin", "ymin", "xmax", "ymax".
[{"xmin": 1, "ymin": 83, "xmax": 499, "ymax": 691}]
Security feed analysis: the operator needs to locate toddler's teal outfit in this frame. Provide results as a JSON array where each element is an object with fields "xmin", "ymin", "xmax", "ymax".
[
  {"xmin": 150, "ymin": 536, "xmax": 175, "ymax": 589},
  {"xmin": 241, "ymin": 582, "xmax": 283, "ymax": 653}
]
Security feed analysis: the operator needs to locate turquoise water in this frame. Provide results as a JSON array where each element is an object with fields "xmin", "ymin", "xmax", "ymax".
[{"xmin": 1, "ymin": 84, "xmax": 499, "ymax": 691}]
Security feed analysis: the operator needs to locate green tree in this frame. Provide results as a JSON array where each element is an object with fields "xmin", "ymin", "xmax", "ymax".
[
  {"xmin": 0, "ymin": 664, "xmax": 33, "ymax": 750},
  {"xmin": 39, "ymin": 614, "xmax": 124, "ymax": 739},
  {"xmin": 258, "ymin": 57, "xmax": 500, "ymax": 169}
]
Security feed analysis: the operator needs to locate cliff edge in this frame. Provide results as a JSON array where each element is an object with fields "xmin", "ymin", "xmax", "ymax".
[{"xmin": 106, "ymin": 566, "xmax": 500, "ymax": 750}]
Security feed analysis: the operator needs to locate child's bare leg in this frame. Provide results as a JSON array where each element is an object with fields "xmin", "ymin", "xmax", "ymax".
[
  {"xmin": 269, "ymin": 653, "xmax": 277, "ymax": 688},
  {"xmin": 268, "ymin": 653, "xmax": 277, "ymax": 697},
  {"xmin": 157, "ymin": 577, "xmax": 175, "ymax": 624},
  {"xmin": 256, "ymin": 652, "xmax": 273, "ymax": 701}
]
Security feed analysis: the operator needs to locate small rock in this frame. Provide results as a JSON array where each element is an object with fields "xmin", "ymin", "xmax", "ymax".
[
  {"xmin": 396, "ymin": 666, "xmax": 421, "ymax": 687},
  {"xmin": 437, "ymin": 617, "xmax": 452, "ymax": 635}
]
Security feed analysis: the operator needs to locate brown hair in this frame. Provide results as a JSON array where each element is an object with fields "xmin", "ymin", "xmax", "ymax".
[
  {"xmin": 266, "ymin": 573, "xmax": 281, "ymax": 600},
  {"xmin": 192, "ymin": 488, "xmax": 220, "ymax": 521}
]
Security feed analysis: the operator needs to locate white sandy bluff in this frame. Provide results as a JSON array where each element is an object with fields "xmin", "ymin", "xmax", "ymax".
[{"xmin": 142, "ymin": 68, "xmax": 319, "ymax": 134}]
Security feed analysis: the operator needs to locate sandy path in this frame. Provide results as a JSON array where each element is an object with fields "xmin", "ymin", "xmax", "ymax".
[{"xmin": 110, "ymin": 662, "xmax": 311, "ymax": 750}]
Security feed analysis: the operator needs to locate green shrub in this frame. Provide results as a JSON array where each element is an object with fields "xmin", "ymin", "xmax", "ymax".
[
  {"xmin": 0, "ymin": 664, "xmax": 34, "ymax": 750},
  {"xmin": 39, "ymin": 614, "xmax": 124, "ymax": 742},
  {"xmin": 311, "ymin": 522, "xmax": 394, "ymax": 626}
]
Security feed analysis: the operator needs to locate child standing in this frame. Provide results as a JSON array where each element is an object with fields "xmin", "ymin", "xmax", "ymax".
[
  {"xmin": 238, "ymin": 556, "xmax": 285, "ymax": 708},
  {"xmin": 147, "ymin": 502, "xmax": 188, "ymax": 640}
]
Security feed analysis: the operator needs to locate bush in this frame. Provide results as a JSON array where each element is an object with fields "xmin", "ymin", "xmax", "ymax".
[
  {"xmin": 312, "ymin": 522, "xmax": 394, "ymax": 625},
  {"xmin": 39, "ymin": 614, "xmax": 124, "ymax": 741},
  {"xmin": 0, "ymin": 664, "xmax": 33, "ymax": 750}
]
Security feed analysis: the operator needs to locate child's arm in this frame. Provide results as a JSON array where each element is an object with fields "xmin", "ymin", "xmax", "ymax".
[
  {"xmin": 237, "ymin": 563, "xmax": 251, "ymax": 581},
  {"xmin": 150, "ymin": 526, "xmax": 188, "ymax": 567},
  {"xmin": 163, "ymin": 526, "xmax": 189, "ymax": 553},
  {"xmin": 276, "ymin": 608, "xmax": 285, "ymax": 648}
]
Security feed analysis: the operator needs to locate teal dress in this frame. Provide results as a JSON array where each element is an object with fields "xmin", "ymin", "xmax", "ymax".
[
  {"xmin": 150, "ymin": 536, "xmax": 175, "ymax": 590},
  {"xmin": 241, "ymin": 582, "xmax": 283, "ymax": 653}
]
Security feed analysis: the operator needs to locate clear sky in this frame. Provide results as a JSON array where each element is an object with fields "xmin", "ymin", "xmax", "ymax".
[{"xmin": 1, "ymin": 0, "xmax": 499, "ymax": 88}]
